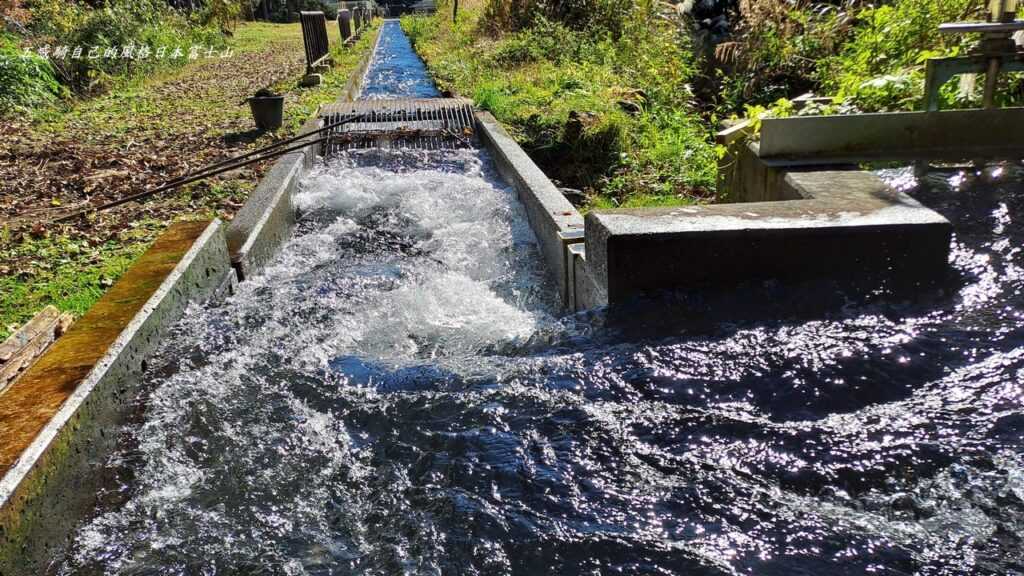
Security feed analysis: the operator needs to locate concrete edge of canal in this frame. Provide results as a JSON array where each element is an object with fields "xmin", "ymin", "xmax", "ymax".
[{"xmin": 0, "ymin": 24, "xmax": 385, "ymax": 574}]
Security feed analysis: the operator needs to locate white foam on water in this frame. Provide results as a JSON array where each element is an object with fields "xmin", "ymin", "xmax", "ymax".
[
  {"xmin": 64, "ymin": 147, "xmax": 565, "ymax": 574},
  {"xmin": 284, "ymin": 148, "xmax": 558, "ymax": 361}
]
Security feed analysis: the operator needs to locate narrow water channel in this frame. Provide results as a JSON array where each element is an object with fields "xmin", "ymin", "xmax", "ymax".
[
  {"xmin": 360, "ymin": 20, "xmax": 440, "ymax": 100},
  {"xmin": 59, "ymin": 21, "xmax": 1024, "ymax": 576}
]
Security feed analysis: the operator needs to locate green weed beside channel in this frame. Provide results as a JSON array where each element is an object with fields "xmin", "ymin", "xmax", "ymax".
[{"xmin": 402, "ymin": 0, "xmax": 719, "ymax": 210}]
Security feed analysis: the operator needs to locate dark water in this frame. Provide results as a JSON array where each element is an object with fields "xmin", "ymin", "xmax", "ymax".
[
  {"xmin": 58, "ymin": 22, "xmax": 1024, "ymax": 576},
  {"xmin": 360, "ymin": 20, "xmax": 440, "ymax": 100}
]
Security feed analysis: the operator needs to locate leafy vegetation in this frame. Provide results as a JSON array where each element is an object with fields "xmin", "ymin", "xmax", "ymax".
[
  {"xmin": 819, "ymin": 0, "xmax": 985, "ymax": 111},
  {"xmin": 712, "ymin": 0, "xmax": 991, "ymax": 113},
  {"xmin": 403, "ymin": 0, "xmax": 718, "ymax": 209},
  {"xmin": 0, "ymin": 31, "xmax": 62, "ymax": 112},
  {"xmin": 11, "ymin": 0, "xmax": 226, "ymax": 95}
]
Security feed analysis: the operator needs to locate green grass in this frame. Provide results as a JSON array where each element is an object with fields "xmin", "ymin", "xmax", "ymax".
[
  {"xmin": 0, "ymin": 232, "xmax": 151, "ymax": 338},
  {"xmin": 31, "ymin": 22, "xmax": 329, "ymax": 134},
  {"xmin": 401, "ymin": 1, "xmax": 717, "ymax": 210},
  {"xmin": 0, "ymin": 21, "xmax": 381, "ymax": 341}
]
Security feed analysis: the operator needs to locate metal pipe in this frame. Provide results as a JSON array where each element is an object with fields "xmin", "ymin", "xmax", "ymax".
[
  {"xmin": 53, "ymin": 134, "xmax": 342, "ymax": 224},
  {"xmin": 52, "ymin": 113, "xmax": 371, "ymax": 224},
  {"xmin": 983, "ymin": 56, "xmax": 1002, "ymax": 108}
]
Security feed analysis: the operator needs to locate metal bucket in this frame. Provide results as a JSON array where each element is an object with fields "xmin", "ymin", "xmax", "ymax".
[{"xmin": 248, "ymin": 95, "xmax": 284, "ymax": 131}]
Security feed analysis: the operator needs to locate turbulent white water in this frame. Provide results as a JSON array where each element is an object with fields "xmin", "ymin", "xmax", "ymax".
[
  {"xmin": 61, "ymin": 149, "xmax": 572, "ymax": 575},
  {"xmin": 55, "ymin": 20, "xmax": 1024, "ymax": 571},
  {"xmin": 60, "ymin": 160, "xmax": 1024, "ymax": 576}
]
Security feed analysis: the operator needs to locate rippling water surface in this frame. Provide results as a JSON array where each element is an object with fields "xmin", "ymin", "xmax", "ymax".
[
  {"xmin": 57, "ymin": 21, "xmax": 1024, "ymax": 576},
  {"xmin": 360, "ymin": 20, "xmax": 440, "ymax": 100},
  {"xmin": 60, "ymin": 155, "xmax": 1024, "ymax": 575}
]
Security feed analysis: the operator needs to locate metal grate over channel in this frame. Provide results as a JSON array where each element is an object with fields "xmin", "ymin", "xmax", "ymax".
[{"xmin": 318, "ymin": 98, "xmax": 477, "ymax": 154}]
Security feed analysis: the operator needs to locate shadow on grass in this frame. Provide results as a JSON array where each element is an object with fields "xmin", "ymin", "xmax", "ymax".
[{"xmin": 221, "ymin": 128, "xmax": 266, "ymax": 147}]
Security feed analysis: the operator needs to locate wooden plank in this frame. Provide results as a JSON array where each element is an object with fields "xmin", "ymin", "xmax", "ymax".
[
  {"xmin": 0, "ymin": 307, "xmax": 65, "ymax": 394},
  {"xmin": 939, "ymin": 21, "xmax": 1024, "ymax": 34},
  {"xmin": 715, "ymin": 119, "xmax": 753, "ymax": 147},
  {"xmin": 0, "ymin": 306, "xmax": 59, "ymax": 364}
]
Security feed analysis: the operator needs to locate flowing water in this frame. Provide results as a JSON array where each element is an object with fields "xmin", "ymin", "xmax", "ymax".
[
  {"xmin": 360, "ymin": 20, "xmax": 440, "ymax": 100},
  {"xmin": 57, "ymin": 21, "xmax": 1024, "ymax": 576}
]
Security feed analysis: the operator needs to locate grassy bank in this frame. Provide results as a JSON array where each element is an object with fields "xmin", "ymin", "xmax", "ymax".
[
  {"xmin": 402, "ymin": 0, "xmax": 996, "ymax": 212},
  {"xmin": 0, "ymin": 21, "xmax": 380, "ymax": 340},
  {"xmin": 402, "ymin": 0, "xmax": 719, "ymax": 210},
  {"xmin": 1, "ymin": 0, "xmax": 229, "ymax": 113}
]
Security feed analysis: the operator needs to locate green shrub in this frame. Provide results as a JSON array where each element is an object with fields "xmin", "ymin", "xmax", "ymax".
[
  {"xmin": 488, "ymin": 17, "xmax": 585, "ymax": 65},
  {"xmin": 404, "ymin": 0, "xmax": 716, "ymax": 207},
  {"xmin": 818, "ymin": 0, "xmax": 981, "ymax": 111},
  {"xmin": 9, "ymin": 0, "xmax": 227, "ymax": 101},
  {"xmin": 481, "ymin": 0, "xmax": 630, "ymax": 36},
  {"xmin": 268, "ymin": 0, "xmax": 337, "ymax": 22},
  {"xmin": 0, "ymin": 32, "xmax": 61, "ymax": 113},
  {"xmin": 715, "ymin": 0, "xmax": 850, "ymax": 112}
]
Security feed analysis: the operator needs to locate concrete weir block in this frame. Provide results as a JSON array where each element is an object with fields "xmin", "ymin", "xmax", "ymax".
[
  {"xmin": 0, "ymin": 220, "xmax": 233, "ymax": 575},
  {"xmin": 227, "ymin": 152, "xmax": 304, "ymax": 280},
  {"xmin": 474, "ymin": 111, "xmax": 584, "ymax": 303},
  {"xmin": 584, "ymin": 169, "xmax": 952, "ymax": 305}
]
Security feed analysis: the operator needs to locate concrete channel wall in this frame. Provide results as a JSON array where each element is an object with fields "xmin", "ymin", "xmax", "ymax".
[
  {"xmin": 0, "ymin": 220, "xmax": 233, "ymax": 574},
  {"xmin": 0, "ymin": 26, "xmax": 383, "ymax": 572},
  {"xmin": 475, "ymin": 106, "xmax": 953, "ymax": 311},
  {"xmin": 227, "ymin": 152, "xmax": 304, "ymax": 280},
  {"xmin": 342, "ymin": 20, "xmax": 381, "ymax": 102},
  {"xmin": 475, "ymin": 111, "xmax": 585, "ymax": 304}
]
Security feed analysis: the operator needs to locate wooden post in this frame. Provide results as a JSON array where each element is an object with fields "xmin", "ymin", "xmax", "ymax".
[{"xmin": 453, "ymin": 0, "xmax": 458, "ymax": 23}]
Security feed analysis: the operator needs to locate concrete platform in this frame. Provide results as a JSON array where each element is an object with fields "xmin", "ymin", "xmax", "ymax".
[{"xmin": 577, "ymin": 166, "xmax": 952, "ymax": 308}]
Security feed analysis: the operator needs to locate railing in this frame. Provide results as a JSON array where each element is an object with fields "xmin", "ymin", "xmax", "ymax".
[{"xmin": 299, "ymin": 11, "xmax": 330, "ymax": 74}]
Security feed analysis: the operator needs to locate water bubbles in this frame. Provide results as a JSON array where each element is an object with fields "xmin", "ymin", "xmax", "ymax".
[
  {"xmin": 61, "ymin": 150, "xmax": 1024, "ymax": 575},
  {"xmin": 360, "ymin": 21, "xmax": 441, "ymax": 100}
]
